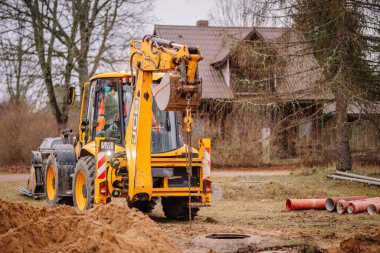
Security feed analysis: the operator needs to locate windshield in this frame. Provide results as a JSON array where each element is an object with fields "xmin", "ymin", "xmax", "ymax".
[{"xmin": 123, "ymin": 88, "xmax": 181, "ymax": 153}]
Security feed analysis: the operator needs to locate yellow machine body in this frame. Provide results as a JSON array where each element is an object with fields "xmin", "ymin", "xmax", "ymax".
[{"xmin": 74, "ymin": 67, "xmax": 211, "ymax": 207}]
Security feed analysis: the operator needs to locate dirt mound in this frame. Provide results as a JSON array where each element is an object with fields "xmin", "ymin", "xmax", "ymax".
[
  {"xmin": 338, "ymin": 229, "xmax": 380, "ymax": 253},
  {"xmin": 0, "ymin": 199, "xmax": 46, "ymax": 234},
  {"xmin": 0, "ymin": 199, "xmax": 179, "ymax": 253}
]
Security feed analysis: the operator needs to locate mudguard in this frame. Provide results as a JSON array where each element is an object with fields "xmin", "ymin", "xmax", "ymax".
[{"xmin": 52, "ymin": 144, "xmax": 76, "ymax": 197}]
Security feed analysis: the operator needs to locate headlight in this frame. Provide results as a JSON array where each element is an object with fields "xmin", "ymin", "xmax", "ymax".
[{"xmin": 100, "ymin": 140, "xmax": 115, "ymax": 155}]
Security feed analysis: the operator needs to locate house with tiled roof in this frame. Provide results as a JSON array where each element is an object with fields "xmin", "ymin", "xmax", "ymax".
[
  {"xmin": 154, "ymin": 21, "xmax": 380, "ymax": 166},
  {"xmin": 154, "ymin": 20, "xmax": 332, "ymax": 102}
]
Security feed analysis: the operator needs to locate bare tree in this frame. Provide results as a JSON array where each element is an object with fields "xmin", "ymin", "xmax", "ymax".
[
  {"xmin": 0, "ymin": 18, "xmax": 39, "ymax": 105},
  {"xmin": 0, "ymin": 0, "xmax": 152, "ymax": 127},
  {"xmin": 209, "ymin": 0, "xmax": 274, "ymax": 27}
]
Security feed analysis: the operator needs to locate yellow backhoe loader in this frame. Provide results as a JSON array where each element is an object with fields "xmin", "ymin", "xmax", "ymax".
[{"xmin": 44, "ymin": 36, "xmax": 211, "ymax": 220}]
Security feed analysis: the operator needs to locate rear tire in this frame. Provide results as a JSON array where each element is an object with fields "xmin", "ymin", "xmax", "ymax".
[
  {"xmin": 73, "ymin": 156, "xmax": 96, "ymax": 210},
  {"xmin": 127, "ymin": 198, "xmax": 157, "ymax": 213},
  {"xmin": 161, "ymin": 197, "xmax": 199, "ymax": 220},
  {"xmin": 45, "ymin": 157, "xmax": 59, "ymax": 207}
]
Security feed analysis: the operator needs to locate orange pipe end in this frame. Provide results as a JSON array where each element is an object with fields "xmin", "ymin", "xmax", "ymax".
[
  {"xmin": 336, "ymin": 200, "xmax": 349, "ymax": 214},
  {"xmin": 367, "ymin": 203, "xmax": 380, "ymax": 215}
]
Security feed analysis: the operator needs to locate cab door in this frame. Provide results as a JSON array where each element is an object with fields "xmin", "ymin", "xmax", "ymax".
[{"xmin": 75, "ymin": 82, "xmax": 95, "ymax": 156}]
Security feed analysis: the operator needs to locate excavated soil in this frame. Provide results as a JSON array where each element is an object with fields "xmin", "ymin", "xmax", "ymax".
[
  {"xmin": 0, "ymin": 199, "xmax": 180, "ymax": 253},
  {"xmin": 338, "ymin": 228, "xmax": 380, "ymax": 253}
]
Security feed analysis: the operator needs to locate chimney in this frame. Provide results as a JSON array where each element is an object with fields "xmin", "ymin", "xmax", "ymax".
[{"xmin": 196, "ymin": 20, "xmax": 209, "ymax": 27}]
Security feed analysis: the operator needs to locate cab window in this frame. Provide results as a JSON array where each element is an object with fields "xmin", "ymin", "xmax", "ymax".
[
  {"xmin": 94, "ymin": 78, "xmax": 122, "ymax": 142},
  {"xmin": 151, "ymin": 99, "xmax": 181, "ymax": 153}
]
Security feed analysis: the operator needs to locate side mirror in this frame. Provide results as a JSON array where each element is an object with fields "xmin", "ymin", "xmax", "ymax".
[
  {"xmin": 67, "ymin": 86, "xmax": 76, "ymax": 105},
  {"xmin": 81, "ymin": 119, "xmax": 89, "ymax": 131}
]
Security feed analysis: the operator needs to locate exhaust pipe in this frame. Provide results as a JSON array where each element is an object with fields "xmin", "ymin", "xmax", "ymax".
[
  {"xmin": 325, "ymin": 196, "xmax": 368, "ymax": 212},
  {"xmin": 347, "ymin": 197, "xmax": 380, "ymax": 214},
  {"xmin": 286, "ymin": 198, "xmax": 326, "ymax": 210},
  {"xmin": 367, "ymin": 203, "xmax": 380, "ymax": 215}
]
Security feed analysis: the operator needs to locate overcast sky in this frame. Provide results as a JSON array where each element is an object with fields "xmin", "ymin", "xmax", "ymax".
[{"xmin": 149, "ymin": 0, "xmax": 215, "ymax": 30}]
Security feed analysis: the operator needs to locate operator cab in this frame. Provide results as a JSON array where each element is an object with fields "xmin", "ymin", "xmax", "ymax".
[{"xmin": 82, "ymin": 72, "xmax": 182, "ymax": 153}]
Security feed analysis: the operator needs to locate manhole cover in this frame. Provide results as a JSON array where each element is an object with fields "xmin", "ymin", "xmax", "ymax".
[
  {"xmin": 194, "ymin": 233, "xmax": 262, "ymax": 252},
  {"xmin": 206, "ymin": 233, "xmax": 251, "ymax": 239}
]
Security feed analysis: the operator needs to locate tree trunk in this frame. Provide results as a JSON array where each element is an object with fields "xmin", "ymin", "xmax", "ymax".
[
  {"xmin": 335, "ymin": 85, "xmax": 352, "ymax": 171},
  {"xmin": 25, "ymin": 0, "xmax": 65, "ymax": 126},
  {"xmin": 78, "ymin": 0, "xmax": 90, "ymax": 84},
  {"xmin": 59, "ymin": 58, "xmax": 74, "ymax": 131}
]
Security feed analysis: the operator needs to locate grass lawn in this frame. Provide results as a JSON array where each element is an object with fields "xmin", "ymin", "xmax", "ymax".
[
  {"xmin": 0, "ymin": 181, "xmax": 46, "ymax": 207},
  {"xmin": 195, "ymin": 166, "xmax": 380, "ymax": 249}
]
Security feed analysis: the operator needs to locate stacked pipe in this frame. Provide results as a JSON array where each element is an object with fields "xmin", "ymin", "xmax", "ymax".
[
  {"xmin": 286, "ymin": 171, "xmax": 380, "ymax": 214},
  {"xmin": 286, "ymin": 196, "xmax": 380, "ymax": 215},
  {"xmin": 327, "ymin": 170, "xmax": 380, "ymax": 186}
]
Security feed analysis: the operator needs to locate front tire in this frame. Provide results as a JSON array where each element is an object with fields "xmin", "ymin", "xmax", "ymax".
[
  {"xmin": 73, "ymin": 156, "xmax": 96, "ymax": 210},
  {"xmin": 161, "ymin": 197, "xmax": 199, "ymax": 220}
]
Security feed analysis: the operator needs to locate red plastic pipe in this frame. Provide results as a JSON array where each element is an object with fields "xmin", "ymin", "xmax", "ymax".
[
  {"xmin": 325, "ymin": 196, "xmax": 368, "ymax": 212},
  {"xmin": 286, "ymin": 198, "xmax": 326, "ymax": 210},
  {"xmin": 347, "ymin": 197, "xmax": 380, "ymax": 214},
  {"xmin": 367, "ymin": 203, "xmax": 380, "ymax": 215},
  {"xmin": 336, "ymin": 200, "xmax": 350, "ymax": 214}
]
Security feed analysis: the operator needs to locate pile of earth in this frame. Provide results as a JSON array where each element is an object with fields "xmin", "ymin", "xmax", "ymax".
[
  {"xmin": 0, "ymin": 199, "xmax": 179, "ymax": 253},
  {"xmin": 326, "ymin": 228, "xmax": 380, "ymax": 253},
  {"xmin": 338, "ymin": 228, "xmax": 380, "ymax": 253}
]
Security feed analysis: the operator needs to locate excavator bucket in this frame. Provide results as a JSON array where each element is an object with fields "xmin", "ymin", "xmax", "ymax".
[{"xmin": 151, "ymin": 72, "xmax": 202, "ymax": 111}]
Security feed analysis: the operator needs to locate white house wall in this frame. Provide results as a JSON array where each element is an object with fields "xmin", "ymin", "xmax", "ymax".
[{"xmin": 221, "ymin": 60, "xmax": 230, "ymax": 87}]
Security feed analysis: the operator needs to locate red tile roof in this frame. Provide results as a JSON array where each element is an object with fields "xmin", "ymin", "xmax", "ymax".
[
  {"xmin": 154, "ymin": 25, "xmax": 248, "ymax": 99},
  {"xmin": 154, "ymin": 24, "xmax": 332, "ymax": 101}
]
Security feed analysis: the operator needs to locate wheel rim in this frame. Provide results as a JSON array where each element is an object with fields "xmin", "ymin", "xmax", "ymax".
[
  {"xmin": 75, "ymin": 171, "xmax": 87, "ymax": 210},
  {"xmin": 46, "ymin": 165, "xmax": 55, "ymax": 200}
]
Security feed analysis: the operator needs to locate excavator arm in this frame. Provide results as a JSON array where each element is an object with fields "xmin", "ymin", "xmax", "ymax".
[{"xmin": 126, "ymin": 36, "xmax": 203, "ymax": 202}]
